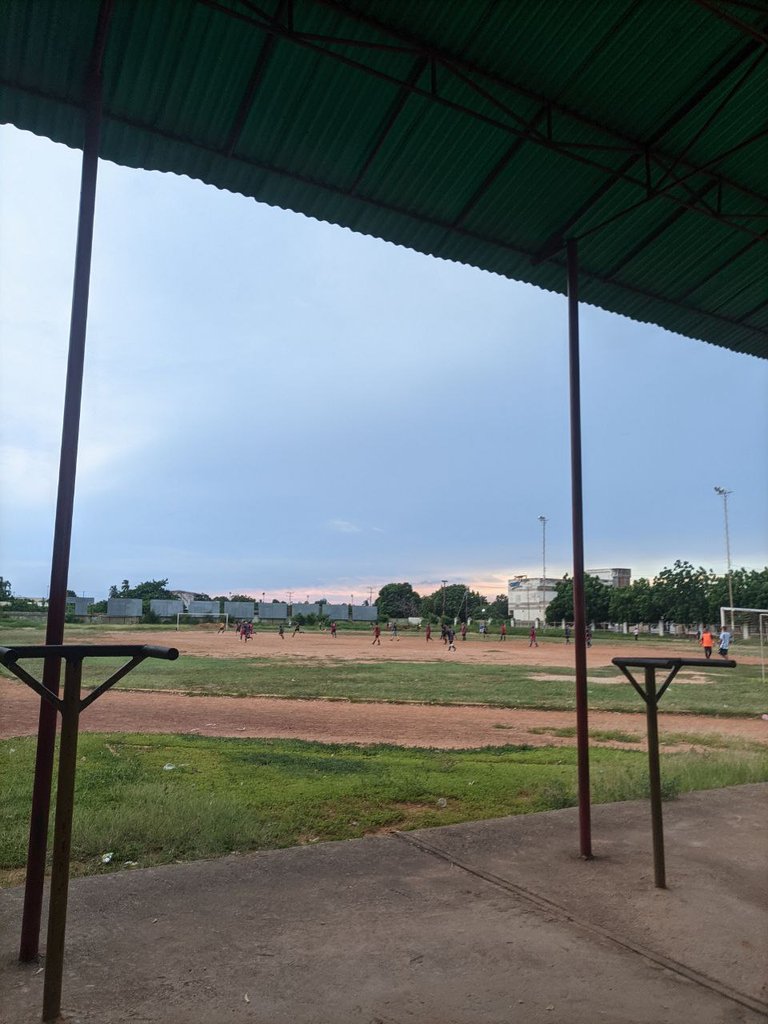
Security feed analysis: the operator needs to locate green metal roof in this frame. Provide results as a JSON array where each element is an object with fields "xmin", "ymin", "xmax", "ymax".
[{"xmin": 1, "ymin": 0, "xmax": 766, "ymax": 357}]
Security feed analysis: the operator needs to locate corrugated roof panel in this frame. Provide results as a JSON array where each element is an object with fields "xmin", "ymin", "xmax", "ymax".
[{"xmin": 0, "ymin": 0, "xmax": 765, "ymax": 359}]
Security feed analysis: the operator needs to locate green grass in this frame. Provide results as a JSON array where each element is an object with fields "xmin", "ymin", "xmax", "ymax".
[
  {"xmin": 1, "ymin": 623, "xmax": 764, "ymax": 716},
  {"xmin": 2, "ymin": 733, "xmax": 766, "ymax": 884},
  {"xmin": 5, "ymin": 654, "xmax": 763, "ymax": 716}
]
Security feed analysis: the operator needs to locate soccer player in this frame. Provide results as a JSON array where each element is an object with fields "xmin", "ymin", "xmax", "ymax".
[
  {"xmin": 372, "ymin": 623, "xmax": 381, "ymax": 645},
  {"xmin": 700, "ymin": 627, "xmax": 713, "ymax": 659}
]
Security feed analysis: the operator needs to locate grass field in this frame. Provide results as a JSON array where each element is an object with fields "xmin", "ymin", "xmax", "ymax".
[
  {"xmin": 2, "ymin": 732, "xmax": 766, "ymax": 885},
  {"xmin": 2, "ymin": 650, "xmax": 763, "ymax": 716}
]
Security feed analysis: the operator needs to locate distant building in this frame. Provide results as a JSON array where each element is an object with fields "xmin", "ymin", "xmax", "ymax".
[
  {"xmin": 170, "ymin": 590, "xmax": 197, "ymax": 611},
  {"xmin": 507, "ymin": 576, "xmax": 559, "ymax": 625},
  {"xmin": 586, "ymin": 568, "xmax": 632, "ymax": 588},
  {"xmin": 508, "ymin": 568, "xmax": 632, "ymax": 624}
]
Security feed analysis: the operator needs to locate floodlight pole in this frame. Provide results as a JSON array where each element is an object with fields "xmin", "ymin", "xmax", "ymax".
[
  {"xmin": 714, "ymin": 486, "xmax": 735, "ymax": 632},
  {"xmin": 19, "ymin": 0, "xmax": 113, "ymax": 963},
  {"xmin": 567, "ymin": 238, "xmax": 592, "ymax": 859},
  {"xmin": 538, "ymin": 514, "xmax": 547, "ymax": 625}
]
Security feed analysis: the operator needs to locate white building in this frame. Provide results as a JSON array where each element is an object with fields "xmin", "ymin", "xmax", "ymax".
[
  {"xmin": 508, "ymin": 568, "xmax": 632, "ymax": 626},
  {"xmin": 507, "ymin": 576, "xmax": 560, "ymax": 625}
]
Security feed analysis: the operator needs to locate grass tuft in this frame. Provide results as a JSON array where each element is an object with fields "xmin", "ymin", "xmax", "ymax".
[{"xmin": 2, "ymin": 733, "xmax": 766, "ymax": 884}]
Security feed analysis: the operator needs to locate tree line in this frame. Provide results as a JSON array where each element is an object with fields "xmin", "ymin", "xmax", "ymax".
[
  {"xmin": 4, "ymin": 562, "xmax": 766, "ymax": 628},
  {"xmin": 375, "ymin": 582, "xmax": 508, "ymax": 623},
  {"xmin": 545, "ymin": 561, "xmax": 768, "ymax": 626}
]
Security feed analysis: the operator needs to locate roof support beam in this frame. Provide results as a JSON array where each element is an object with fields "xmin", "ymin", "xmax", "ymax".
[
  {"xmin": 348, "ymin": 56, "xmax": 427, "ymax": 194},
  {"xmin": 19, "ymin": 0, "xmax": 114, "ymax": 966},
  {"xmin": 652, "ymin": 46, "xmax": 766, "ymax": 193},
  {"xmin": 674, "ymin": 236, "xmax": 760, "ymax": 301},
  {"xmin": 531, "ymin": 33, "xmax": 767, "ymax": 261},
  {"xmin": 687, "ymin": 0, "xmax": 768, "ymax": 45},
  {"xmin": 600, "ymin": 182, "xmax": 718, "ymax": 282},
  {"xmin": 2, "ymin": 68, "xmax": 761, "ymax": 346},
  {"xmin": 224, "ymin": 0, "xmax": 291, "ymax": 156},
  {"xmin": 195, "ymin": 0, "xmax": 767, "ymax": 220},
  {"xmin": 566, "ymin": 238, "xmax": 592, "ymax": 862},
  {"xmin": 305, "ymin": 0, "xmax": 765, "ymax": 205}
]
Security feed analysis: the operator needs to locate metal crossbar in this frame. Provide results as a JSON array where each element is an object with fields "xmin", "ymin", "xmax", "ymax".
[
  {"xmin": 611, "ymin": 656, "xmax": 736, "ymax": 889},
  {"xmin": 0, "ymin": 644, "xmax": 178, "ymax": 1022}
]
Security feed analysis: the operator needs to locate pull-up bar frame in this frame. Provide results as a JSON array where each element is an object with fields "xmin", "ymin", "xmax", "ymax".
[
  {"xmin": 612, "ymin": 656, "xmax": 736, "ymax": 889},
  {"xmin": 1, "ymin": 644, "xmax": 178, "ymax": 1023}
]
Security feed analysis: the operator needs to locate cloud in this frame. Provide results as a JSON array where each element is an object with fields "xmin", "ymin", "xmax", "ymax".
[
  {"xmin": 0, "ymin": 445, "xmax": 58, "ymax": 506},
  {"xmin": 327, "ymin": 519, "xmax": 362, "ymax": 534}
]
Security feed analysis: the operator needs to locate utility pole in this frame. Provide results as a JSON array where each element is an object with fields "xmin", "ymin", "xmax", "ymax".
[
  {"xmin": 714, "ymin": 487, "xmax": 735, "ymax": 632},
  {"xmin": 441, "ymin": 580, "xmax": 448, "ymax": 620},
  {"xmin": 538, "ymin": 515, "xmax": 547, "ymax": 626}
]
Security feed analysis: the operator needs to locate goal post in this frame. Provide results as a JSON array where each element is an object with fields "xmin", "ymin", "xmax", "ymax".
[
  {"xmin": 719, "ymin": 607, "xmax": 768, "ymax": 686},
  {"xmin": 718, "ymin": 607, "xmax": 768, "ymax": 641},
  {"xmin": 175, "ymin": 611, "xmax": 230, "ymax": 632}
]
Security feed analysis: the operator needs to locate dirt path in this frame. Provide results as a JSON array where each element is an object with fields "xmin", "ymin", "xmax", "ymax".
[
  {"xmin": 69, "ymin": 626, "xmax": 766, "ymax": 666},
  {"xmin": 3, "ymin": 627, "xmax": 765, "ymax": 749},
  {"xmin": 3, "ymin": 678, "xmax": 766, "ymax": 750}
]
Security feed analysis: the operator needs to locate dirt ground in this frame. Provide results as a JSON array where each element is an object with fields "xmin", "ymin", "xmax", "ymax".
[
  {"xmin": 79, "ymin": 625, "xmax": 765, "ymax": 667},
  {"xmin": 2, "ymin": 628, "xmax": 766, "ymax": 749}
]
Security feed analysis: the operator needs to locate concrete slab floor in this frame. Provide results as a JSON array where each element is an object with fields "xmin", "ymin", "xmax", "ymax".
[{"xmin": 1, "ymin": 784, "xmax": 766, "ymax": 1024}]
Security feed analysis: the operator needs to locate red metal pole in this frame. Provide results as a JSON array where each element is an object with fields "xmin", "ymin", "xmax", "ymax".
[
  {"xmin": 18, "ymin": 3, "xmax": 111, "ymax": 961},
  {"xmin": 42, "ymin": 658, "xmax": 82, "ymax": 1022},
  {"xmin": 567, "ymin": 238, "xmax": 592, "ymax": 859}
]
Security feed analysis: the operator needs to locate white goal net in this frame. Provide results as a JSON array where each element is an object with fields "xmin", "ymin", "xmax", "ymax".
[{"xmin": 720, "ymin": 607, "xmax": 768, "ymax": 685}]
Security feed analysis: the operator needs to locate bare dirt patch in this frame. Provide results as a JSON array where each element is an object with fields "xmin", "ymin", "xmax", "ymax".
[
  {"xmin": 2, "ymin": 627, "xmax": 763, "ymax": 750},
  {"xmin": 2, "ymin": 677, "xmax": 766, "ymax": 751},
  {"xmin": 73, "ymin": 626, "xmax": 764, "ymax": 667}
]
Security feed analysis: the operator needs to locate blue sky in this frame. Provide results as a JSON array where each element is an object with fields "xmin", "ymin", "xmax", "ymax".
[{"xmin": 1, "ymin": 124, "xmax": 766, "ymax": 603}]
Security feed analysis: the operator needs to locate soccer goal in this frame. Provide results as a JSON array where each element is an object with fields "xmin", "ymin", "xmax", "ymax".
[
  {"xmin": 720, "ymin": 607, "xmax": 768, "ymax": 685},
  {"xmin": 175, "ymin": 611, "xmax": 229, "ymax": 632}
]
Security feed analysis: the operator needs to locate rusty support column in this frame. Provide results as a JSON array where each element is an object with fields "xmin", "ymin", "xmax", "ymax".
[
  {"xmin": 41, "ymin": 658, "xmax": 82, "ymax": 1023},
  {"xmin": 644, "ymin": 666, "xmax": 666, "ymax": 888},
  {"xmin": 567, "ymin": 238, "xmax": 592, "ymax": 859},
  {"xmin": 19, "ymin": 0, "xmax": 112, "ymax": 962}
]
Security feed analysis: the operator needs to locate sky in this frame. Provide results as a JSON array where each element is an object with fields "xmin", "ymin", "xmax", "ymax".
[{"xmin": 1, "ymin": 124, "xmax": 766, "ymax": 604}]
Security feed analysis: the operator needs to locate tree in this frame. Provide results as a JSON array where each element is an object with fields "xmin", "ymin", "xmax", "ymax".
[
  {"xmin": 608, "ymin": 584, "xmax": 637, "ymax": 624},
  {"xmin": 627, "ymin": 577, "xmax": 662, "ymax": 624},
  {"xmin": 130, "ymin": 579, "xmax": 174, "ymax": 601},
  {"xmin": 376, "ymin": 582, "xmax": 421, "ymax": 619},
  {"xmin": 654, "ymin": 561, "xmax": 712, "ymax": 625},
  {"xmin": 546, "ymin": 574, "xmax": 610, "ymax": 624},
  {"xmin": 106, "ymin": 578, "xmax": 175, "ymax": 617},
  {"xmin": 421, "ymin": 584, "xmax": 484, "ymax": 622},
  {"xmin": 487, "ymin": 594, "xmax": 508, "ymax": 622},
  {"xmin": 0, "ymin": 577, "xmax": 11, "ymax": 600}
]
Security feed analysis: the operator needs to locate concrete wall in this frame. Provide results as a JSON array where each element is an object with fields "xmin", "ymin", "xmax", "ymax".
[
  {"xmin": 351, "ymin": 605, "xmax": 378, "ymax": 621},
  {"xmin": 224, "ymin": 601, "xmax": 255, "ymax": 618},
  {"xmin": 150, "ymin": 599, "xmax": 184, "ymax": 617},
  {"xmin": 324, "ymin": 604, "xmax": 349, "ymax": 619},
  {"xmin": 259, "ymin": 602, "xmax": 288, "ymax": 620},
  {"xmin": 292, "ymin": 603, "xmax": 320, "ymax": 617},
  {"xmin": 188, "ymin": 600, "xmax": 220, "ymax": 616},
  {"xmin": 107, "ymin": 598, "xmax": 142, "ymax": 617}
]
